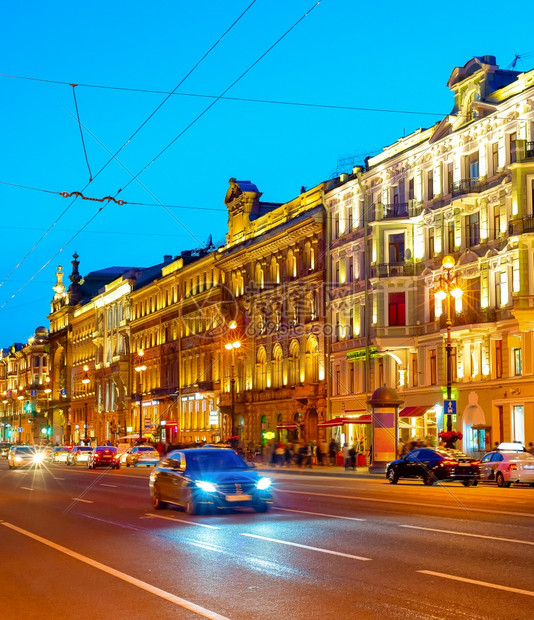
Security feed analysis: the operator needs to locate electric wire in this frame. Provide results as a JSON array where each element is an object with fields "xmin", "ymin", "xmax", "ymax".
[
  {"xmin": 0, "ymin": 2, "xmax": 321, "ymax": 309},
  {"xmin": 71, "ymin": 84, "xmax": 93, "ymax": 182},
  {"xmin": 0, "ymin": 1, "xmax": 258, "ymax": 298}
]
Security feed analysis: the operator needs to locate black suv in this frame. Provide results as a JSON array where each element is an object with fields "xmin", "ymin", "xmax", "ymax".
[{"xmin": 387, "ymin": 448, "xmax": 480, "ymax": 486}]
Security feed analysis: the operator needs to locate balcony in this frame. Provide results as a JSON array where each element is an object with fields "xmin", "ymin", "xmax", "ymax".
[
  {"xmin": 370, "ymin": 262, "xmax": 414, "ymax": 278},
  {"xmin": 526, "ymin": 142, "xmax": 534, "ymax": 159},
  {"xmin": 451, "ymin": 178, "xmax": 483, "ymax": 198},
  {"xmin": 508, "ymin": 215, "xmax": 534, "ymax": 235},
  {"xmin": 381, "ymin": 203, "xmax": 409, "ymax": 219}
]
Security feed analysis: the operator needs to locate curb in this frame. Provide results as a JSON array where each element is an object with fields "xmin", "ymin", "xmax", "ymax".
[{"xmin": 254, "ymin": 465, "xmax": 383, "ymax": 479}]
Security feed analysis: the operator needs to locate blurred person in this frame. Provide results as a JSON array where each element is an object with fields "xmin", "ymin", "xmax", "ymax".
[
  {"xmin": 329, "ymin": 438, "xmax": 338, "ymax": 466},
  {"xmin": 342, "ymin": 443, "xmax": 350, "ymax": 470}
]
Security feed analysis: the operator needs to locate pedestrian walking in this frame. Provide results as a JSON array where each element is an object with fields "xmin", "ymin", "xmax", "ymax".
[
  {"xmin": 349, "ymin": 444, "xmax": 357, "ymax": 470},
  {"xmin": 329, "ymin": 438, "xmax": 338, "ymax": 466},
  {"xmin": 316, "ymin": 442, "xmax": 323, "ymax": 466},
  {"xmin": 274, "ymin": 442, "xmax": 285, "ymax": 467},
  {"xmin": 284, "ymin": 442, "xmax": 293, "ymax": 467},
  {"xmin": 342, "ymin": 443, "xmax": 350, "ymax": 469}
]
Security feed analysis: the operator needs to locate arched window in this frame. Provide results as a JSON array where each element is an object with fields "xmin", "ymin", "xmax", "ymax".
[
  {"xmin": 305, "ymin": 335, "xmax": 319, "ymax": 383},
  {"xmin": 272, "ymin": 344, "xmax": 283, "ymax": 388},
  {"xmin": 256, "ymin": 346, "xmax": 267, "ymax": 391},
  {"xmin": 288, "ymin": 339, "xmax": 300, "ymax": 385},
  {"xmin": 255, "ymin": 263, "xmax": 264, "ymax": 289}
]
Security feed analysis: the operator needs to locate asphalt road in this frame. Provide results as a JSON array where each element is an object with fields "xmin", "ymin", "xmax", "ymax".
[{"xmin": 1, "ymin": 459, "xmax": 533, "ymax": 620}]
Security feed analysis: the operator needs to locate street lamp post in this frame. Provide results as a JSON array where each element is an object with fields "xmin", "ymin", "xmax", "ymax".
[
  {"xmin": 224, "ymin": 321, "xmax": 241, "ymax": 439},
  {"xmin": 135, "ymin": 350, "xmax": 147, "ymax": 442},
  {"xmin": 17, "ymin": 387, "xmax": 24, "ymax": 444},
  {"xmin": 82, "ymin": 365, "xmax": 90, "ymax": 444},
  {"xmin": 434, "ymin": 255, "xmax": 463, "ymax": 432},
  {"xmin": 44, "ymin": 376, "xmax": 52, "ymax": 442}
]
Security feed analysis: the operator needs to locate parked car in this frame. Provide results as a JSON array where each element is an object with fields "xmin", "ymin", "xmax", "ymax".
[
  {"xmin": 0, "ymin": 441, "xmax": 12, "ymax": 458},
  {"xmin": 479, "ymin": 449, "xmax": 534, "ymax": 487},
  {"xmin": 149, "ymin": 448, "xmax": 272, "ymax": 514},
  {"xmin": 8, "ymin": 445, "xmax": 45, "ymax": 469},
  {"xmin": 125, "ymin": 445, "xmax": 160, "ymax": 468},
  {"xmin": 67, "ymin": 446, "xmax": 94, "ymax": 465},
  {"xmin": 50, "ymin": 445, "xmax": 72, "ymax": 463},
  {"xmin": 87, "ymin": 446, "xmax": 121, "ymax": 469},
  {"xmin": 386, "ymin": 448, "xmax": 480, "ymax": 486}
]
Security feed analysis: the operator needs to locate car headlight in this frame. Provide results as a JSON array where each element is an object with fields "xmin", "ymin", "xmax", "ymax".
[
  {"xmin": 15, "ymin": 456, "xmax": 22, "ymax": 463},
  {"xmin": 196, "ymin": 480, "xmax": 217, "ymax": 493},
  {"xmin": 256, "ymin": 477, "xmax": 272, "ymax": 490},
  {"xmin": 33, "ymin": 453, "xmax": 44, "ymax": 463}
]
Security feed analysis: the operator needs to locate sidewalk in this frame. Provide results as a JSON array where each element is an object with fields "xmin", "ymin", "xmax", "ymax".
[{"xmin": 254, "ymin": 462, "xmax": 383, "ymax": 479}]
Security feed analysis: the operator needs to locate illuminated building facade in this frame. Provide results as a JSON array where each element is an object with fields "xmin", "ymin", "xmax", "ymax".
[
  {"xmin": 325, "ymin": 56, "xmax": 534, "ymax": 454},
  {"xmin": 216, "ymin": 179, "xmax": 328, "ymax": 446}
]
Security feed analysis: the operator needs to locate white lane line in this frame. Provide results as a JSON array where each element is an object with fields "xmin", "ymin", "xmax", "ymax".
[
  {"xmin": 240, "ymin": 533, "xmax": 371, "ymax": 561},
  {"xmin": 20, "ymin": 487, "xmax": 34, "ymax": 491},
  {"xmin": 400, "ymin": 524, "xmax": 534, "ymax": 546},
  {"xmin": 100, "ymin": 484, "xmax": 117, "ymax": 488},
  {"xmin": 418, "ymin": 570, "xmax": 534, "ymax": 597},
  {"xmin": 145, "ymin": 513, "xmax": 220, "ymax": 530},
  {"xmin": 53, "ymin": 477, "xmax": 65, "ymax": 480},
  {"xmin": 277, "ymin": 489, "xmax": 534, "ymax": 519},
  {"xmin": 71, "ymin": 498, "xmax": 93, "ymax": 504},
  {"xmin": 1, "ymin": 521, "xmax": 230, "ymax": 619},
  {"xmin": 276, "ymin": 507, "xmax": 365, "ymax": 521}
]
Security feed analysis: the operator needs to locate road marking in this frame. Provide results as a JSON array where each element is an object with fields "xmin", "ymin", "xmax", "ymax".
[
  {"xmin": 400, "ymin": 524, "xmax": 534, "ymax": 546},
  {"xmin": 71, "ymin": 498, "xmax": 93, "ymax": 504},
  {"xmin": 53, "ymin": 477, "xmax": 65, "ymax": 480},
  {"xmin": 276, "ymin": 507, "xmax": 365, "ymax": 521},
  {"xmin": 418, "ymin": 570, "xmax": 534, "ymax": 597},
  {"xmin": 100, "ymin": 484, "xmax": 117, "ymax": 488},
  {"xmin": 276, "ymin": 489, "xmax": 534, "ymax": 518},
  {"xmin": 20, "ymin": 487, "xmax": 34, "ymax": 491},
  {"xmin": 240, "ymin": 533, "xmax": 371, "ymax": 561},
  {"xmin": 145, "ymin": 513, "xmax": 220, "ymax": 530},
  {"xmin": 1, "ymin": 521, "xmax": 230, "ymax": 619}
]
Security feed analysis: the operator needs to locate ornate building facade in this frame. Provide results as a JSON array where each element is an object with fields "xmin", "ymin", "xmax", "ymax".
[{"xmin": 325, "ymin": 55, "xmax": 534, "ymax": 455}]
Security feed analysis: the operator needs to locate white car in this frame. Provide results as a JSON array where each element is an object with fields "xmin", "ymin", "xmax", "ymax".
[{"xmin": 479, "ymin": 449, "xmax": 534, "ymax": 487}]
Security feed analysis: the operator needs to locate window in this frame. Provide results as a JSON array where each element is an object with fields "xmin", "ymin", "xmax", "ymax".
[
  {"xmin": 513, "ymin": 348, "xmax": 522, "ymax": 376},
  {"xmin": 468, "ymin": 151, "xmax": 479, "ymax": 181},
  {"xmin": 335, "ymin": 367, "xmax": 341, "ymax": 395},
  {"xmin": 335, "ymin": 261, "xmax": 340, "ymax": 286},
  {"xmin": 334, "ymin": 214, "xmax": 340, "ymax": 239},
  {"xmin": 446, "ymin": 163, "xmax": 454, "ymax": 194},
  {"xmin": 389, "ymin": 233, "xmax": 404, "ymax": 264},
  {"xmin": 288, "ymin": 340, "xmax": 300, "ymax": 385},
  {"xmin": 493, "ymin": 204, "xmax": 501, "ymax": 239},
  {"xmin": 411, "ymin": 354, "xmax": 418, "ymax": 387},
  {"xmin": 349, "ymin": 364, "xmax": 354, "ymax": 393},
  {"xmin": 491, "ymin": 142, "xmax": 499, "ymax": 175},
  {"xmin": 428, "ymin": 228, "xmax": 435, "ymax": 258},
  {"xmin": 388, "ymin": 292, "xmax": 406, "ymax": 326},
  {"xmin": 256, "ymin": 347, "xmax": 267, "ymax": 390},
  {"xmin": 430, "ymin": 350, "xmax": 437, "ymax": 385},
  {"xmin": 427, "ymin": 170, "xmax": 434, "ymax": 201},
  {"xmin": 408, "ymin": 179, "xmax": 415, "ymax": 201},
  {"xmin": 272, "ymin": 344, "xmax": 283, "ymax": 388},
  {"xmin": 447, "ymin": 222, "xmax": 455, "ymax": 253},
  {"xmin": 495, "ymin": 340, "xmax": 502, "ymax": 379},
  {"xmin": 305, "ymin": 336, "xmax": 319, "ymax": 383},
  {"xmin": 466, "ymin": 213, "xmax": 480, "ymax": 246},
  {"xmin": 347, "ymin": 208, "xmax": 353, "ymax": 232},
  {"xmin": 513, "ymin": 405, "xmax": 524, "ymax": 445},
  {"xmin": 348, "ymin": 257, "xmax": 354, "ymax": 283}
]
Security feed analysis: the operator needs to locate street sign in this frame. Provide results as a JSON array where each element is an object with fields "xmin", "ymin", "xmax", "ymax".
[
  {"xmin": 144, "ymin": 418, "xmax": 151, "ymax": 429},
  {"xmin": 18, "ymin": 427, "xmax": 23, "ymax": 432},
  {"xmin": 30, "ymin": 389, "xmax": 38, "ymax": 397},
  {"xmin": 444, "ymin": 399, "xmax": 456, "ymax": 416}
]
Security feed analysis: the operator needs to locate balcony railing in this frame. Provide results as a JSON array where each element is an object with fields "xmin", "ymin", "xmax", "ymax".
[
  {"xmin": 370, "ymin": 262, "xmax": 414, "ymax": 278},
  {"xmin": 451, "ymin": 177, "xmax": 482, "ymax": 197},
  {"xmin": 526, "ymin": 142, "xmax": 534, "ymax": 159},
  {"xmin": 509, "ymin": 215, "xmax": 534, "ymax": 235},
  {"xmin": 382, "ymin": 203, "xmax": 409, "ymax": 219}
]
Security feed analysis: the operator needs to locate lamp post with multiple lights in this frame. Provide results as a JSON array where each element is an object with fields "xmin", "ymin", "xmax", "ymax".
[
  {"xmin": 434, "ymin": 255, "xmax": 463, "ymax": 432},
  {"xmin": 224, "ymin": 321, "xmax": 241, "ymax": 439},
  {"xmin": 44, "ymin": 376, "xmax": 52, "ymax": 442},
  {"xmin": 134, "ymin": 350, "xmax": 147, "ymax": 442},
  {"xmin": 82, "ymin": 365, "xmax": 90, "ymax": 443}
]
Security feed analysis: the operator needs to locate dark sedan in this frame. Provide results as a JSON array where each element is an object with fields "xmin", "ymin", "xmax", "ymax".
[
  {"xmin": 87, "ymin": 446, "xmax": 121, "ymax": 469},
  {"xmin": 387, "ymin": 447, "xmax": 480, "ymax": 486},
  {"xmin": 149, "ymin": 448, "xmax": 272, "ymax": 514}
]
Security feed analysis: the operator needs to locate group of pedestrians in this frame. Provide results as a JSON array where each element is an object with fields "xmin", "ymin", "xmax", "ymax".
[{"xmin": 263, "ymin": 438, "xmax": 367, "ymax": 469}]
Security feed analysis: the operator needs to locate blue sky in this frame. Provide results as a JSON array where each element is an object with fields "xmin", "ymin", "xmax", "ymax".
[{"xmin": 0, "ymin": 0, "xmax": 532, "ymax": 345}]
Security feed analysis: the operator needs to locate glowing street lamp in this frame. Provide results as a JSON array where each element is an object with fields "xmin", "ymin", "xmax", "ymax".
[
  {"xmin": 225, "ymin": 322, "xmax": 241, "ymax": 439},
  {"xmin": 434, "ymin": 255, "xmax": 463, "ymax": 432},
  {"xmin": 82, "ymin": 365, "xmax": 90, "ymax": 443},
  {"xmin": 134, "ymin": 350, "xmax": 147, "ymax": 442}
]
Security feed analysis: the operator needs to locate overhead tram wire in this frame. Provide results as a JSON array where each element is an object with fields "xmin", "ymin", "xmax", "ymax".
[
  {"xmin": 0, "ymin": 1, "xmax": 257, "ymax": 294},
  {"xmin": 0, "ymin": 1, "xmax": 324, "ymax": 311},
  {"xmin": 71, "ymin": 84, "xmax": 93, "ymax": 182}
]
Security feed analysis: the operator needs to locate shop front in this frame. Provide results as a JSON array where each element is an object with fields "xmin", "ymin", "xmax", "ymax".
[
  {"xmin": 398, "ymin": 406, "xmax": 438, "ymax": 448},
  {"xmin": 317, "ymin": 413, "xmax": 372, "ymax": 456}
]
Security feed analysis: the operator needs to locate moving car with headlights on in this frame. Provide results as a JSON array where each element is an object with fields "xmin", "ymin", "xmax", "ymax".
[
  {"xmin": 149, "ymin": 447, "xmax": 272, "ymax": 514},
  {"xmin": 8, "ymin": 445, "xmax": 45, "ymax": 469},
  {"xmin": 87, "ymin": 446, "xmax": 121, "ymax": 469},
  {"xmin": 387, "ymin": 447, "xmax": 480, "ymax": 486},
  {"xmin": 50, "ymin": 445, "xmax": 72, "ymax": 463},
  {"xmin": 125, "ymin": 445, "xmax": 160, "ymax": 467},
  {"xmin": 479, "ymin": 443, "xmax": 534, "ymax": 487},
  {"xmin": 0, "ymin": 442, "xmax": 12, "ymax": 458},
  {"xmin": 67, "ymin": 446, "xmax": 93, "ymax": 465}
]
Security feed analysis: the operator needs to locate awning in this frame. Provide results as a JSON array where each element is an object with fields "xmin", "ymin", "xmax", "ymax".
[
  {"xmin": 318, "ymin": 415, "xmax": 372, "ymax": 427},
  {"xmin": 276, "ymin": 424, "xmax": 300, "ymax": 430},
  {"xmin": 399, "ymin": 406, "xmax": 434, "ymax": 418}
]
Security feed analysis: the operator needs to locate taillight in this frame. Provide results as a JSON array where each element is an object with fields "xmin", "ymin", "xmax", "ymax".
[
  {"xmin": 470, "ymin": 460, "xmax": 480, "ymax": 466},
  {"xmin": 508, "ymin": 463, "xmax": 518, "ymax": 471},
  {"xmin": 441, "ymin": 459, "xmax": 458, "ymax": 466}
]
